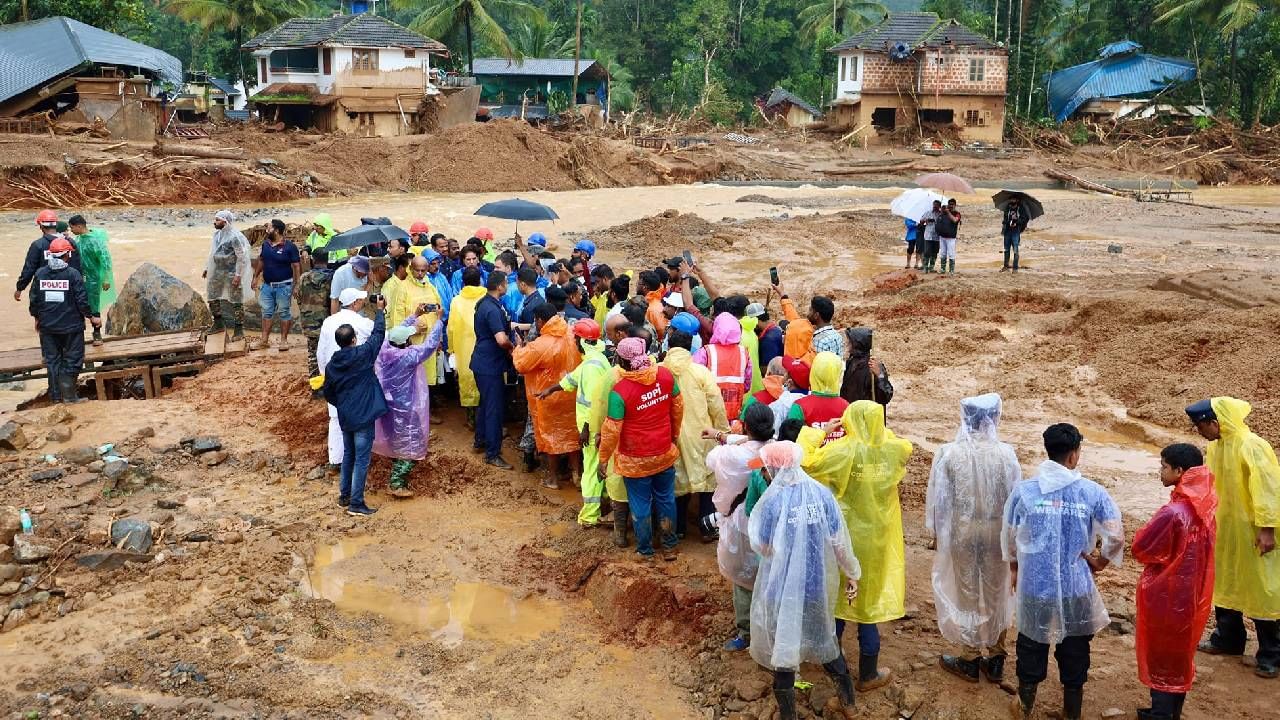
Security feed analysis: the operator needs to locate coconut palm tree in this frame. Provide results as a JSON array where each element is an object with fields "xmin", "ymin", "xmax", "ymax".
[
  {"xmin": 394, "ymin": 0, "xmax": 540, "ymax": 76},
  {"xmin": 509, "ymin": 14, "xmax": 574, "ymax": 58},
  {"xmin": 163, "ymin": 0, "xmax": 312, "ymax": 90},
  {"xmin": 798, "ymin": 0, "xmax": 887, "ymax": 42}
]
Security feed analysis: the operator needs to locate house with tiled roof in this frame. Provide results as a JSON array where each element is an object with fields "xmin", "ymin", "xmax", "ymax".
[
  {"xmin": 829, "ymin": 12, "xmax": 1008, "ymax": 144},
  {"xmin": 242, "ymin": 12, "xmax": 477, "ymax": 136}
]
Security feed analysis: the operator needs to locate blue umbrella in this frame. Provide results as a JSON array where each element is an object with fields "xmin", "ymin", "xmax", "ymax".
[
  {"xmin": 474, "ymin": 198, "xmax": 559, "ymax": 234},
  {"xmin": 325, "ymin": 222, "xmax": 410, "ymax": 253}
]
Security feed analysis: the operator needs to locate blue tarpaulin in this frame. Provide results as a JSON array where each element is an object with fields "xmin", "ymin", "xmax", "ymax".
[{"xmin": 1044, "ymin": 41, "xmax": 1196, "ymax": 122}]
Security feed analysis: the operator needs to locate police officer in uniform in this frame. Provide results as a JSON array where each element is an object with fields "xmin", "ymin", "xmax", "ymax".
[{"xmin": 30, "ymin": 238, "xmax": 99, "ymax": 403}]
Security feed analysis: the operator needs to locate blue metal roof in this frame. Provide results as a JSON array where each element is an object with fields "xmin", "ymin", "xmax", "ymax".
[
  {"xmin": 1044, "ymin": 41, "xmax": 1195, "ymax": 122},
  {"xmin": 0, "ymin": 16, "xmax": 182, "ymax": 105}
]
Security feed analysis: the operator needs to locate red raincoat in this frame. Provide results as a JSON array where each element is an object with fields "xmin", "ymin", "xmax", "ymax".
[{"xmin": 1133, "ymin": 465, "xmax": 1218, "ymax": 693}]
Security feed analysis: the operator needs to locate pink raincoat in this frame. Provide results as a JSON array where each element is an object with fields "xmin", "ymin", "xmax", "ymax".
[
  {"xmin": 372, "ymin": 319, "xmax": 445, "ymax": 461},
  {"xmin": 693, "ymin": 313, "xmax": 752, "ymax": 419}
]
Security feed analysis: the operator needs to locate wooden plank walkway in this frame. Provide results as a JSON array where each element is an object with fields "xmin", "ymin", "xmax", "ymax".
[{"xmin": 0, "ymin": 329, "xmax": 205, "ymax": 379}]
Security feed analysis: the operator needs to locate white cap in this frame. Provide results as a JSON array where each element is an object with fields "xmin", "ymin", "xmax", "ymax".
[
  {"xmin": 662, "ymin": 292, "xmax": 684, "ymax": 309},
  {"xmin": 339, "ymin": 288, "xmax": 368, "ymax": 307}
]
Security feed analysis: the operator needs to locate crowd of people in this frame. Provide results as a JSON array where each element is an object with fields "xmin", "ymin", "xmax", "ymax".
[{"xmin": 14, "ymin": 206, "xmax": 1280, "ymax": 720}]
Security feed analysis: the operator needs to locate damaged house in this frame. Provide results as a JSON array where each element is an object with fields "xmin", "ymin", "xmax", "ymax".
[
  {"xmin": 0, "ymin": 16, "xmax": 182, "ymax": 140},
  {"xmin": 828, "ymin": 12, "xmax": 1007, "ymax": 144},
  {"xmin": 243, "ymin": 12, "xmax": 478, "ymax": 136}
]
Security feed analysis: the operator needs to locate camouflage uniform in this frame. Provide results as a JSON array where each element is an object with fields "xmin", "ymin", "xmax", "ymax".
[{"xmin": 297, "ymin": 267, "xmax": 333, "ymax": 378}]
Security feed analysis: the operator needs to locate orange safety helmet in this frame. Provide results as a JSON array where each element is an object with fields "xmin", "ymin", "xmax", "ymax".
[
  {"xmin": 474, "ymin": 227, "xmax": 494, "ymax": 241},
  {"xmin": 49, "ymin": 238, "xmax": 73, "ymax": 255},
  {"xmin": 36, "ymin": 209, "xmax": 58, "ymax": 226},
  {"xmin": 572, "ymin": 318, "xmax": 601, "ymax": 341},
  {"xmin": 409, "ymin": 220, "xmax": 429, "ymax": 236}
]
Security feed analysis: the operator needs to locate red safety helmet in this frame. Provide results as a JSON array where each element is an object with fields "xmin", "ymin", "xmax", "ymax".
[
  {"xmin": 409, "ymin": 220, "xmax": 429, "ymax": 236},
  {"xmin": 36, "ymin": 209, "xmax": 58, "ymax": 226},
  {"xmin": 474, "ymin": 227, "xmax": 494, "ymax": 241},
  {"xmin": 572, "ymin": 318, "xmax": 601, "ymax": 341},
  {"xmin": 49, "ymin": 238, "xmax": 73, "ymax": 255}
]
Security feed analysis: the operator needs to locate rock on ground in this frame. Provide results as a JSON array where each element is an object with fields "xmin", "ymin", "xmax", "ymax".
[
  {"xmin": 106, "ymin": 262, "xmax": 212, "ymax": 335},
  {"xmin": 109, "ymin": 519, "xmax": 154, "ymax": 554},
  {"xmin": 76, "ymin": 549, "xmax": 153, "ymax": 571},
  {"xmin": 1, "ymin": 507, "xmax": 21, "ymax": 545},
  {"xmin": 13, "ymin": 535, "xmax": 54, "ymax": 563},
  {"xmin": 0, "ymin": 421, "xmax": 27, "ymax": 450}
]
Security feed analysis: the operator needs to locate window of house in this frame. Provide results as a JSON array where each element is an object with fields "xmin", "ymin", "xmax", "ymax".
[
  {"xmin": 840, "ymin": 57, "xmax": 847, "ymax": 82},
  {"xmin": 268, "ymin": 48, "xmax": 319, "ymax": 73},
  {"xmin": 851, "ymin": 56, "xmax": 859, "ymax": 82},
  {"xmin": 352, "ymin": 49, "xmax": 379, "ymax": 73},
  {"xmin": 404, "ymin": 49, "xmax": 416, "ymax": 59},
  {"xmin": 969, "ymin": 57, "xmax": 986, "ymax": 83}
]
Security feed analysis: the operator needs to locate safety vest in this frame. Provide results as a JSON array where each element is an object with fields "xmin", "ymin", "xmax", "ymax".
[
  {"xmin": 708, "ymin": 343, "xmax": 747, "ymax": 420},
  {"xmin": 575, "ymin": 357, "xmax": 609, "ymax": 410},
  {"xmin": 795, "ymin": 394, "xmax": 849, "ymax": 445},
  {"xmin": 613, "ymin": 367, "xmax": 677, "ymax": 458}
]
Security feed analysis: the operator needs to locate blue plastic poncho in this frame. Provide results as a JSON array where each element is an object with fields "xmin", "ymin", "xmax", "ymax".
[{"xmin": 373, "ymin": 319, "xmax": 445, "ymax": 461}]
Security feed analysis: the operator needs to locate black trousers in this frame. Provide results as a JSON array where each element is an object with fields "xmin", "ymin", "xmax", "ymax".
[
  {"xmin": 1210, "ymin": 606, "xmax": 1280, "ymax": 667},
  {"xmin": 1151, "ymin": 689, "xmax": 1185, "ymax": 717},
  {"xmin": 1015, "ymin": 632, "xmax": 1092, "ymax": 688},
  {"xmin": 40, "ymin": 330, "xmax": 85, "ymax": 399}
]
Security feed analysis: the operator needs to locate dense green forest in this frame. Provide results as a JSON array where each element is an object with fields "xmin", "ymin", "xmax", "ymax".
[{"xmin": 2, "ymin": 1, "xmax": 1277, "ymax": 127}]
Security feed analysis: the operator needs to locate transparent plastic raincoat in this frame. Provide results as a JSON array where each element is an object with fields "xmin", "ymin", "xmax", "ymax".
[
  {"xmin": 373, "ymin": 320, "xmax": 445, "ymax": 461},
  {"xmin": 1205, "ymin": 397, "xmax": 1280, "ymax": 619},
  {"xmin": 749, "ymin": 442, "xmax": 861, "ymax": 671},
  {"xmin": 512, "ymin": 315, "xmax": 582, "ymax": 455},
  {"xmin": 389, "ymin": 275, "xmax": 444, "ymax": 384},
  {"xmin": 75, "ymin": 227, "xmax": 116, "ymax": 314},
  {"xmin": 799, "ymin": 400, "xmax": 912, "ymax": 623},
  {"xmin": 447, "ymin": 286, "xmax": 488, "ymax": 408},
  {"xmin": 1134, "ymin": 465, "xmax": 1217, "ymax": 693},
  {"xmin": 925, "ymin": 394, "xmax": 1020, "ymax": 648},
  {"xmin": 1001, "ymin": 460, "xmax": 1124, "ymax": 644},
  {"xmin": 205, "ymin": 210, "xmax": 251, "ymax": 303},
  {"xmin": 662, "ymin": 347, "xmax": 729, "ymax": 495},
  {"xmin": 709, "ymin": 437, "xmax": 768, "ymax": 590}
]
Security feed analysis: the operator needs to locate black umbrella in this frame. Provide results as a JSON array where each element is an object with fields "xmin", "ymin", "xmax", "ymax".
[
  {"xmin": 991, "ymin": 190, "xmax": 1045, "ymax": 221},
  {"xmin": 474, "ymin": 198, "xmax": 559, "ymax": 234},
  {"xmin": 324, "ymin": 222, "xmax": 411, "ymax": 253}
]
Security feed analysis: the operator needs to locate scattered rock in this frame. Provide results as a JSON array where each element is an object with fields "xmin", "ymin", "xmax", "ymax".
[
  {"xmin": 0, "ymin": 546, "xmax": 10, "ymax": 563},
  {"xmin": 64, "ymin": 682, "xmax": 92, "ymax": 701},
  {"xmin": 86, "ymin": 460, "xmax": 104, "ymax": 473},
  {"xmin": 202, "ymin": 450, "xmax": 229, "ymax": 467},
  {"xmin": 105, "ymin": 263, "xmax": 213, "ymax": 335},
  {"xmin": 734, "ymin": 676, "xmax": 769, "ymax": 702},
  {"xmin": 60, "ymin": 446, "xmax": 98, "ymax": 466},
  {"xmin": 76, "ymin": 549, "xmax": 154, "ymax": 571},
  {"xmin": 13, "ymin": 535, "xmax": 54, "ymax": 563},
  {"xmin": 0, "ymin": 507, "xmax": 19, "ymax": 545},
  {"xmin": 219, "ymin": 531, "xmax": 243, "ymax": 545},
  {"xmin": 187, "ymin": 436, "xmax": 223, "ymax": 455},
  {"xmin": 1101, "ymin": 709, "xmax": 1126, "ymax": 718},
  {"xmin": 183, "ymin": 532, "xmax": 213, "ymax": 543},
  {"xmin": 156, "ymin": 498, "xmax": 184, "ymax": 510},
  {"xmin": 43, "ymin": 406, "xmax": 72, "ymax": 425},
  {"xmin": 30, "ymin": 468, "xmax": 65, "ymax": 483},
  {"xmin": 63, "ymin": 473, "xmax": 99, "ymax": 488},
  {"xmin": 0, "ymin": 564, "xmax": 19, "ymax": 581},
  {"xmin": 46, "ymin": 426, "xmax": 72, "ymax": 442},
  {"xmin": 0, "ymin": 421, "xmax": 27, "ymax": 451},
  {"xmin": 102, "ymin": 459, "xmax": 129, "ymax": 483},
  {"xmin": 2, "ymin": 607, "xmax": 26, "ymax": 631},
  {"xmin": 0, "ymin": 581, "xmax": 19, "ymax": 595},
  {"xmin": 133, "ymin": 426, "xmax": 156, "ymax": 439},
  {"xmin": 109, "ymin": 519, "xmax": 154, "ymax": 553},
  {"xmin": 32, "ymin": 590, "xmax": 49, "ymax": 604}
]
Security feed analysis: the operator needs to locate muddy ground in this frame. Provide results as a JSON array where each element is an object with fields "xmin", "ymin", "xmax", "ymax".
[{"xmin": 2, "ymin": 183, "xmax": 1279, "ymax": 719}]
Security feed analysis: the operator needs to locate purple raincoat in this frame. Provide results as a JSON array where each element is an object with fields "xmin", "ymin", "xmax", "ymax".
[{"xmin": 373, "ymin": 318, "xmax": 445, "ymax": 461}]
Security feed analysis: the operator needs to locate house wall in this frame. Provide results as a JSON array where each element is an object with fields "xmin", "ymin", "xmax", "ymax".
[
  {"xmin": 255, "ymin": 46, "xmax": 433, "ymax": 95},
  {"xmin": 836, "ymin": 52, "xmax": 863, "ymax": 98},
  {"xmin": 834, "ymin": 48, "xmax": 1007, "ymax": 97},
  {"xmin": 784, "ymin": 104, "xmax": 817, "ymax": 127},
  {"xmin": 848, "ymin": 92, "xmax": 1005, "ymax": 144}
]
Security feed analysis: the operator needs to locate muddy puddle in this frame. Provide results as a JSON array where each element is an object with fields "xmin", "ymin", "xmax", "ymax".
[{"xmin": 304, "ymin": 536, "xmax": 565, "ymax": 648}]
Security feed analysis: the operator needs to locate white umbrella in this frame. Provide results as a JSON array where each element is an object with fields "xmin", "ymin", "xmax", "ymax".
[{"xmin": 890, "ymin": 188, "xmax": 947, "ymax": 221}]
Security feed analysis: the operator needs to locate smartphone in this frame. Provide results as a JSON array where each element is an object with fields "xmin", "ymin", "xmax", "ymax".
[
  {"xmin": 682, "ymin": 250, "xmax": 694, "ymax": 267},
  {"xmin": 769, "ymin": 266, "xmax": 780, "ymax": 286},
  {"xmin": 369, "ymin": 293, "xmax": 383, "ymax": 305}
]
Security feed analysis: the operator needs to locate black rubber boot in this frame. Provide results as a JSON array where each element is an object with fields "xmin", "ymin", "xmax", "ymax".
[
  {"xmin": 611, "ymin": 502, "xmax": 630, "ymax": 548},
  {"xmin": 674, "ymin": 498, "xmax": 688, "ymax": 539},
  {"xmin": 230, "ymin": 302, "xmax": 245, "ymax": 340},
  {"xmin": 61, "ymin": 374, "xmax": 86, "ymax": 404},
  {"xmin": 982, "ymin": 654, "xmax": 1006, "ymax": 683},
  {"xmin": 1062, "ymin": 686, "xmax": 1083, "ymax": 720},
  {"xmin": 208, "ymin": 299, "xmax": 224, "ymax": 332},
  {"xmin": 855, "ymin": 653, "xmax": 892, "ymax": 691},
  {"xmin": 772, "ymin": 688, "xmax": 798, "ymax": 720},
  {"xmin": 1012, "ymin": 682, "xmax": 1037, "ymax": 719},
  {"xmin": 939, "ymin": 655, "xmax": 980, "ymax": 683},
  {"xmin": 826, "ymin": 658, "xmax": 856, "ymax": 707},
  {"xmin": 92, "ymin": 324, "xmax": 103, "ymax": 345}
]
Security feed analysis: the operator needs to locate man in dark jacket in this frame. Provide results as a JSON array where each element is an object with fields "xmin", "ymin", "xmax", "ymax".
[
  {"xmin": 840, "ymin": 327, "xmax": 893, "ymax": 412},
  {"xmin": 323, "ymin": 296, "xmax": 388, "ymax": 516},
  {"xmin": 1001, "ymin": 197, "xmax": 1031, "ymax": 272},
  {"xmin": 30, "ymin": 238, "xmax": 98, "ymax": 403},
  {"xmin": 16, "ymin": 210, "xmax": 80, "ymax": 301}
]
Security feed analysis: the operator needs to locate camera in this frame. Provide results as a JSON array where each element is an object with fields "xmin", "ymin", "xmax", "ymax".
[{"xmin": 698, "ymin": 512, "xmax": 724, "ymax": 535}]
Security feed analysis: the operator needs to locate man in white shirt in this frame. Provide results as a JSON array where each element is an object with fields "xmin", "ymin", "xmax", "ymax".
[{"xmin": 318, "ymin": 288, "xmax": 375, "ymax": 466}]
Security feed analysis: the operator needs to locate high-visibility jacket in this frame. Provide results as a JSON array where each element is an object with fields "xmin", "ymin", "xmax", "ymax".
[{"xmin": 708, "ymin": 342, "xmax": 748, "ymax": 420}]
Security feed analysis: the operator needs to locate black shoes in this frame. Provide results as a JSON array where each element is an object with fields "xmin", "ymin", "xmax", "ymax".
[
  {"xmin": 346, "ymin": 504, "xmax": 377, "ymax": 517},
  {"xmin": 337, "ymin": 495, "xmax": 349, "ymax": 507},
  {"xmin": 939, "ymin": 655, "xmax": 980, "ymax": 683},
  {"xmin": 982, "ymin": 654, "xmax": 1006, "ymax": 683},
  {"xmin": 486, "ymin": 456, "xmax": 514, "ymax": 470}
]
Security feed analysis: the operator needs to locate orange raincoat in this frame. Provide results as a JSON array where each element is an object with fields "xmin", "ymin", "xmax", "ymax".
[
  {"xmin": 513, "ymin": 315, "xmax": 582, "ymax": 455},
  {"xmin": 781, "ymin": 297, "xmax": 815, "ymax": 366}
]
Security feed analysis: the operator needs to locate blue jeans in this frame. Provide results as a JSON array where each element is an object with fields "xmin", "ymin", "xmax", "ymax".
[
  {"xmin": 475, "ymin": 372, "xmax": 506, "ymax": 459},
  {"xmin": 339, "ymin": 424, "xmax": 374, "ymax": 508},
  {"xmin": 836, "ymin": 619, "xmax": 881, "ymax": 656},
  {"xmin": 624, "ymin": 466, "xmax": 678, "ymax": 557},
  {"xmin": 1003, "ymin": 232, "xmax": 1022, "ymax": 269},
  {"xmin": 259, "ymin": 281, "xmax": 293, "ymax": 320}
]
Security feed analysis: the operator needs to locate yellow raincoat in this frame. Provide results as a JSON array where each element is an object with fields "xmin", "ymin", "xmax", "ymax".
[
  {"xmin": 1206, "ymin": 397, "xmax": 1280, "ymax": 619},
  {"xmin": 662, "ymin": 347, "xmax": 730, "ymax": 495},
  {"xmin": 740, "ymin": 316, "xmax": 764, "ymax": 394},
  {"xmin": 448, "ymin": 286, "xmax": 487, "ymax": 407},
  {"xmin": 559, "ymin": 339, "xmax": 613, "ymax": 524},
  {"xmin": 800, "ymin": 400, "xmax": 912, "ymax": 623},
  {"xmin": 306, "ymin": 213, "xmax": 345, "ymax": 263},
  {"xmin": 390, "ymin": 275, "xmax": 444, "ymax": 383}
]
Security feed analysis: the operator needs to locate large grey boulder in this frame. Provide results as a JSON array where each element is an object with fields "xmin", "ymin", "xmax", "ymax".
[{"xmin": 106, "ymin": 263, "xmax": 212, "ymax": 336}]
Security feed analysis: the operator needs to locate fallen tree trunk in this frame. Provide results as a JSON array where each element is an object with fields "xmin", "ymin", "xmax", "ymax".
[{"xmin": 152, "ymin": 142, "xmax": 245, "ymax": 160}]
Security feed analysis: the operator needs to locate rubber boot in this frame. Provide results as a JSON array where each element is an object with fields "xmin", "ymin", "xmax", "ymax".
[
  {"xmin": 61, "ymin": 374, "xmax": 86, "ymax": 404},
  {"xmin": 772, "ymin": 688, "xmax": 798, "ymax": 720},
  {"xmin": 1062, "ymin": 686, "xmax": 1083, "ymax": 720},
  {"xmin": 611, "ymin": 502, "xmax": 630, "ymax": 547},
  {"xmin": 46, "ymin": 371, "xmax": 62, "ymax": 403},
  {"xmin": 939, "ymin": 655, "xmax": 980, "ymax": 682},
  {"xmin": 855, "ymin": 653, "xmax": 892, "ymax": 691},
  {"xmin": 948, "ymin": 258, "xmax": 956, "ymax": 275},
  {"xmin": 1011, "ymin": 682, "xmax": 1037, "ymax": 719},
  {"xmin": 230, "ymin": 303, "xmax": 245, "ymax": 340},
  {"xmin": 1013, "ymin": 251, "xmax": 1020, "ymax": 272},
  {"xmin": 92, "ymin": 324, "xmax": 103, "ymax": 345},
  {"xmin": 208, "ymin": 299, "xmax": 224, "ymax": 332},
  {"xmin": 826, "ymin": 658, "xmax": 857, "ymax": 716},
  {"xmin": 388, "ymin": 459, "xmax": 414, "ymax": 498},
  {"xmin": 982, "ymin": 654, "xmax": 1006, "ymax": 683},
  {"xmin": 1002, "ymin": 248, "xmax": 1011, "ymax": 271},
  {"xmin": 675, "ymin": 498, "xmax": 688, "ymax": 539}
]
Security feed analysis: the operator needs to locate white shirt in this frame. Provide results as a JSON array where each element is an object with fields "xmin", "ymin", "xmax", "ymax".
[{"xmin": 317, "ymin": 308, "xmax": 375, "ymax": 374}]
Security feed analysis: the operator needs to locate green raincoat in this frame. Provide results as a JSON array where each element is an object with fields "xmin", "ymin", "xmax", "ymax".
[
  {"xmin": 75, "ymin": 227, "xmax": 116, "ymax": 314},
  {"xmin": 306, "ymin": 213, "xmax": 345, "ymax": 263}
]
